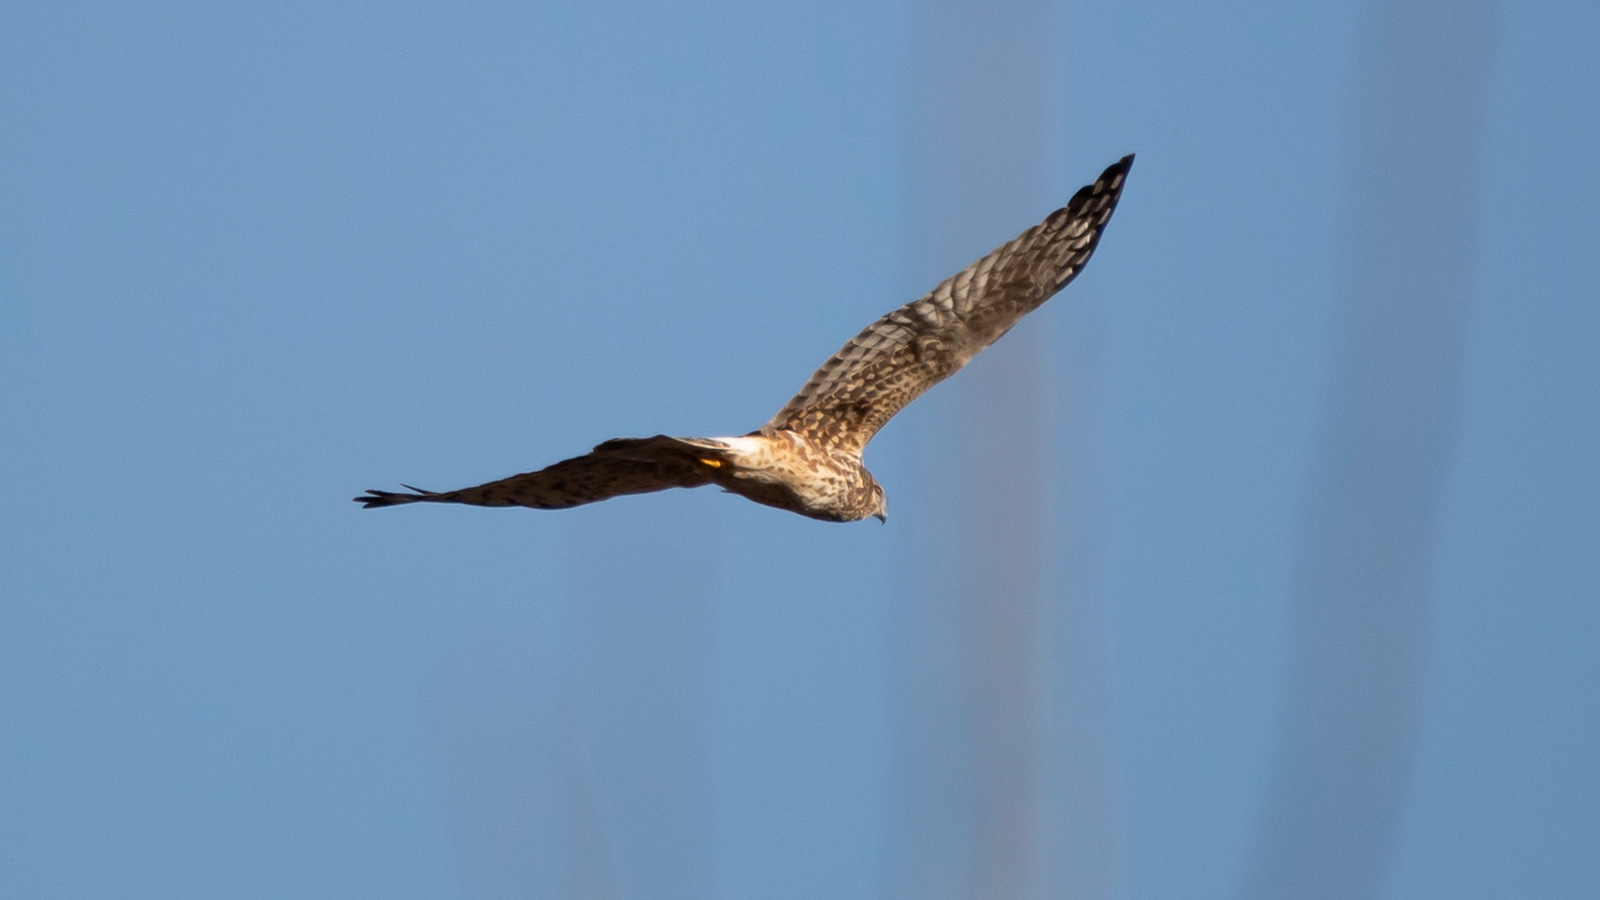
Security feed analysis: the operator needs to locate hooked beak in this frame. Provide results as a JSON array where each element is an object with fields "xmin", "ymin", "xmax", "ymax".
[{"xmin": 874, "ymin": 513, "xmax": 887, "ymax": 524}]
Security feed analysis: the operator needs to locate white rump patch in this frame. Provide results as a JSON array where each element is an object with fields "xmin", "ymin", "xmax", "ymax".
[{"xmin": 707, "ymin": 436, "xmax": 766, "ymax": 456}]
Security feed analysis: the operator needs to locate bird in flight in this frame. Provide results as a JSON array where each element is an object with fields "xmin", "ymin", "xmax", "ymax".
[{"xmin": 357, "ymin": 155, "xmax": 1133, "ymax": 523}]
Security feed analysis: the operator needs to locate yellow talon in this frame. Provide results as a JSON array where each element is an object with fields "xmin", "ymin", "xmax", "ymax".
[{"xmin": 699, "ymin": 458, "xmax": 723, "ymax": 468}]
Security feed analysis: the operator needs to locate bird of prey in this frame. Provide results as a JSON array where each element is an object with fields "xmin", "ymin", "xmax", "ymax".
[{"xmin": 356, "ymin": 155, "xmax": 1133, "ymax": 523}]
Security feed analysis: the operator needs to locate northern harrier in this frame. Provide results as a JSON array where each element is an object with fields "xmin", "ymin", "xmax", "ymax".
[{"xmin": 357, "ymin": 155, "xmax": 1133, "ymax": 523}]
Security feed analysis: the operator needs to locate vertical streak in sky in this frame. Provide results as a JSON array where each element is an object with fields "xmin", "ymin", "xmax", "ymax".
[
  {"xmin": 1044, "ymin": 304, "xmax": 1118, "ymax": 900},
  {"xmin": 563, "ymin": 504, "xmax": 716, "ymax": 900},
  {"xmin": 556, "ymin": 706, "xmax": 622, "ymax": 900},
  {"xmin": 430, "ymin": 607, "xmax": 564, "ymax": 900},
  {"xmin": 898, "ymin": 2, "xmax": 1053, "ymax": 899},
  {"xmin": 1242, "ymin": 2, "xmax": 1496, "ymax": 899}
]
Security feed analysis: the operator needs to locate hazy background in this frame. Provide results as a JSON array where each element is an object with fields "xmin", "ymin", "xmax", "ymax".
[{"xmin": 2, "ymin": 2, "xmax": 1596, "ymax": 899}]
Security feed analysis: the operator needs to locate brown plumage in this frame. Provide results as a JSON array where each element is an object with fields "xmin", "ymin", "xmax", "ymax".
[{"xmin": 356, "ymin": 155, "xmax": 1133, "ymax": 522}]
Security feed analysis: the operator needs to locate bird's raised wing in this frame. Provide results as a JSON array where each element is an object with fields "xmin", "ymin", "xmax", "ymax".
[
  {"xmin": 764, "ymin": 155, "xmax": 1132, "ymax": 454},
  {"xmin": 354, "ymin": 437, "xmax": 716, "ymax": 510}
]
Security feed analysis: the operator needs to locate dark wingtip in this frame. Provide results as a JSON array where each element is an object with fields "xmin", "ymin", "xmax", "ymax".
[
  {"xmin": 354, "ymin": 490, "xmax": 393, "ymax": 509},
  {"xmin": 354, "ymin": 487, "xmax": 430, "ymax": 509},
  {"xmin": 1058, "ymin": 155, "xmax": 1137, "ymax": 218}
]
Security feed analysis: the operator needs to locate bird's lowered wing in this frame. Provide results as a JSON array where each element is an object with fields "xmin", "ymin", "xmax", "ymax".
[{"xmin": 354, "ymin": 437, "xmax": 719, "ymax": 510}]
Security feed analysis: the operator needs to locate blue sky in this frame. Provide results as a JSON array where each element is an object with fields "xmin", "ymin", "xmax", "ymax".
[{"xmin": 2, "ymin": 2, "xmax": 1596, "ymax": 899}]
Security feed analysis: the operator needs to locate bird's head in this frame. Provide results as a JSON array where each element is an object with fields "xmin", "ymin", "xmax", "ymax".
[{"xmin": 870, "ymin": 481, "xmax": 887, "ymax": 524}]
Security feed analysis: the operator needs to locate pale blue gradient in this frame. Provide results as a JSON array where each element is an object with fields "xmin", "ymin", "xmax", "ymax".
[
  {"xmin": 1244, "ymin": 2, "xmax": 1497, "ymax": 899},
  {"xmin": 2, "ymin": 2, "xmax": 1596, "ymax": 899}
]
